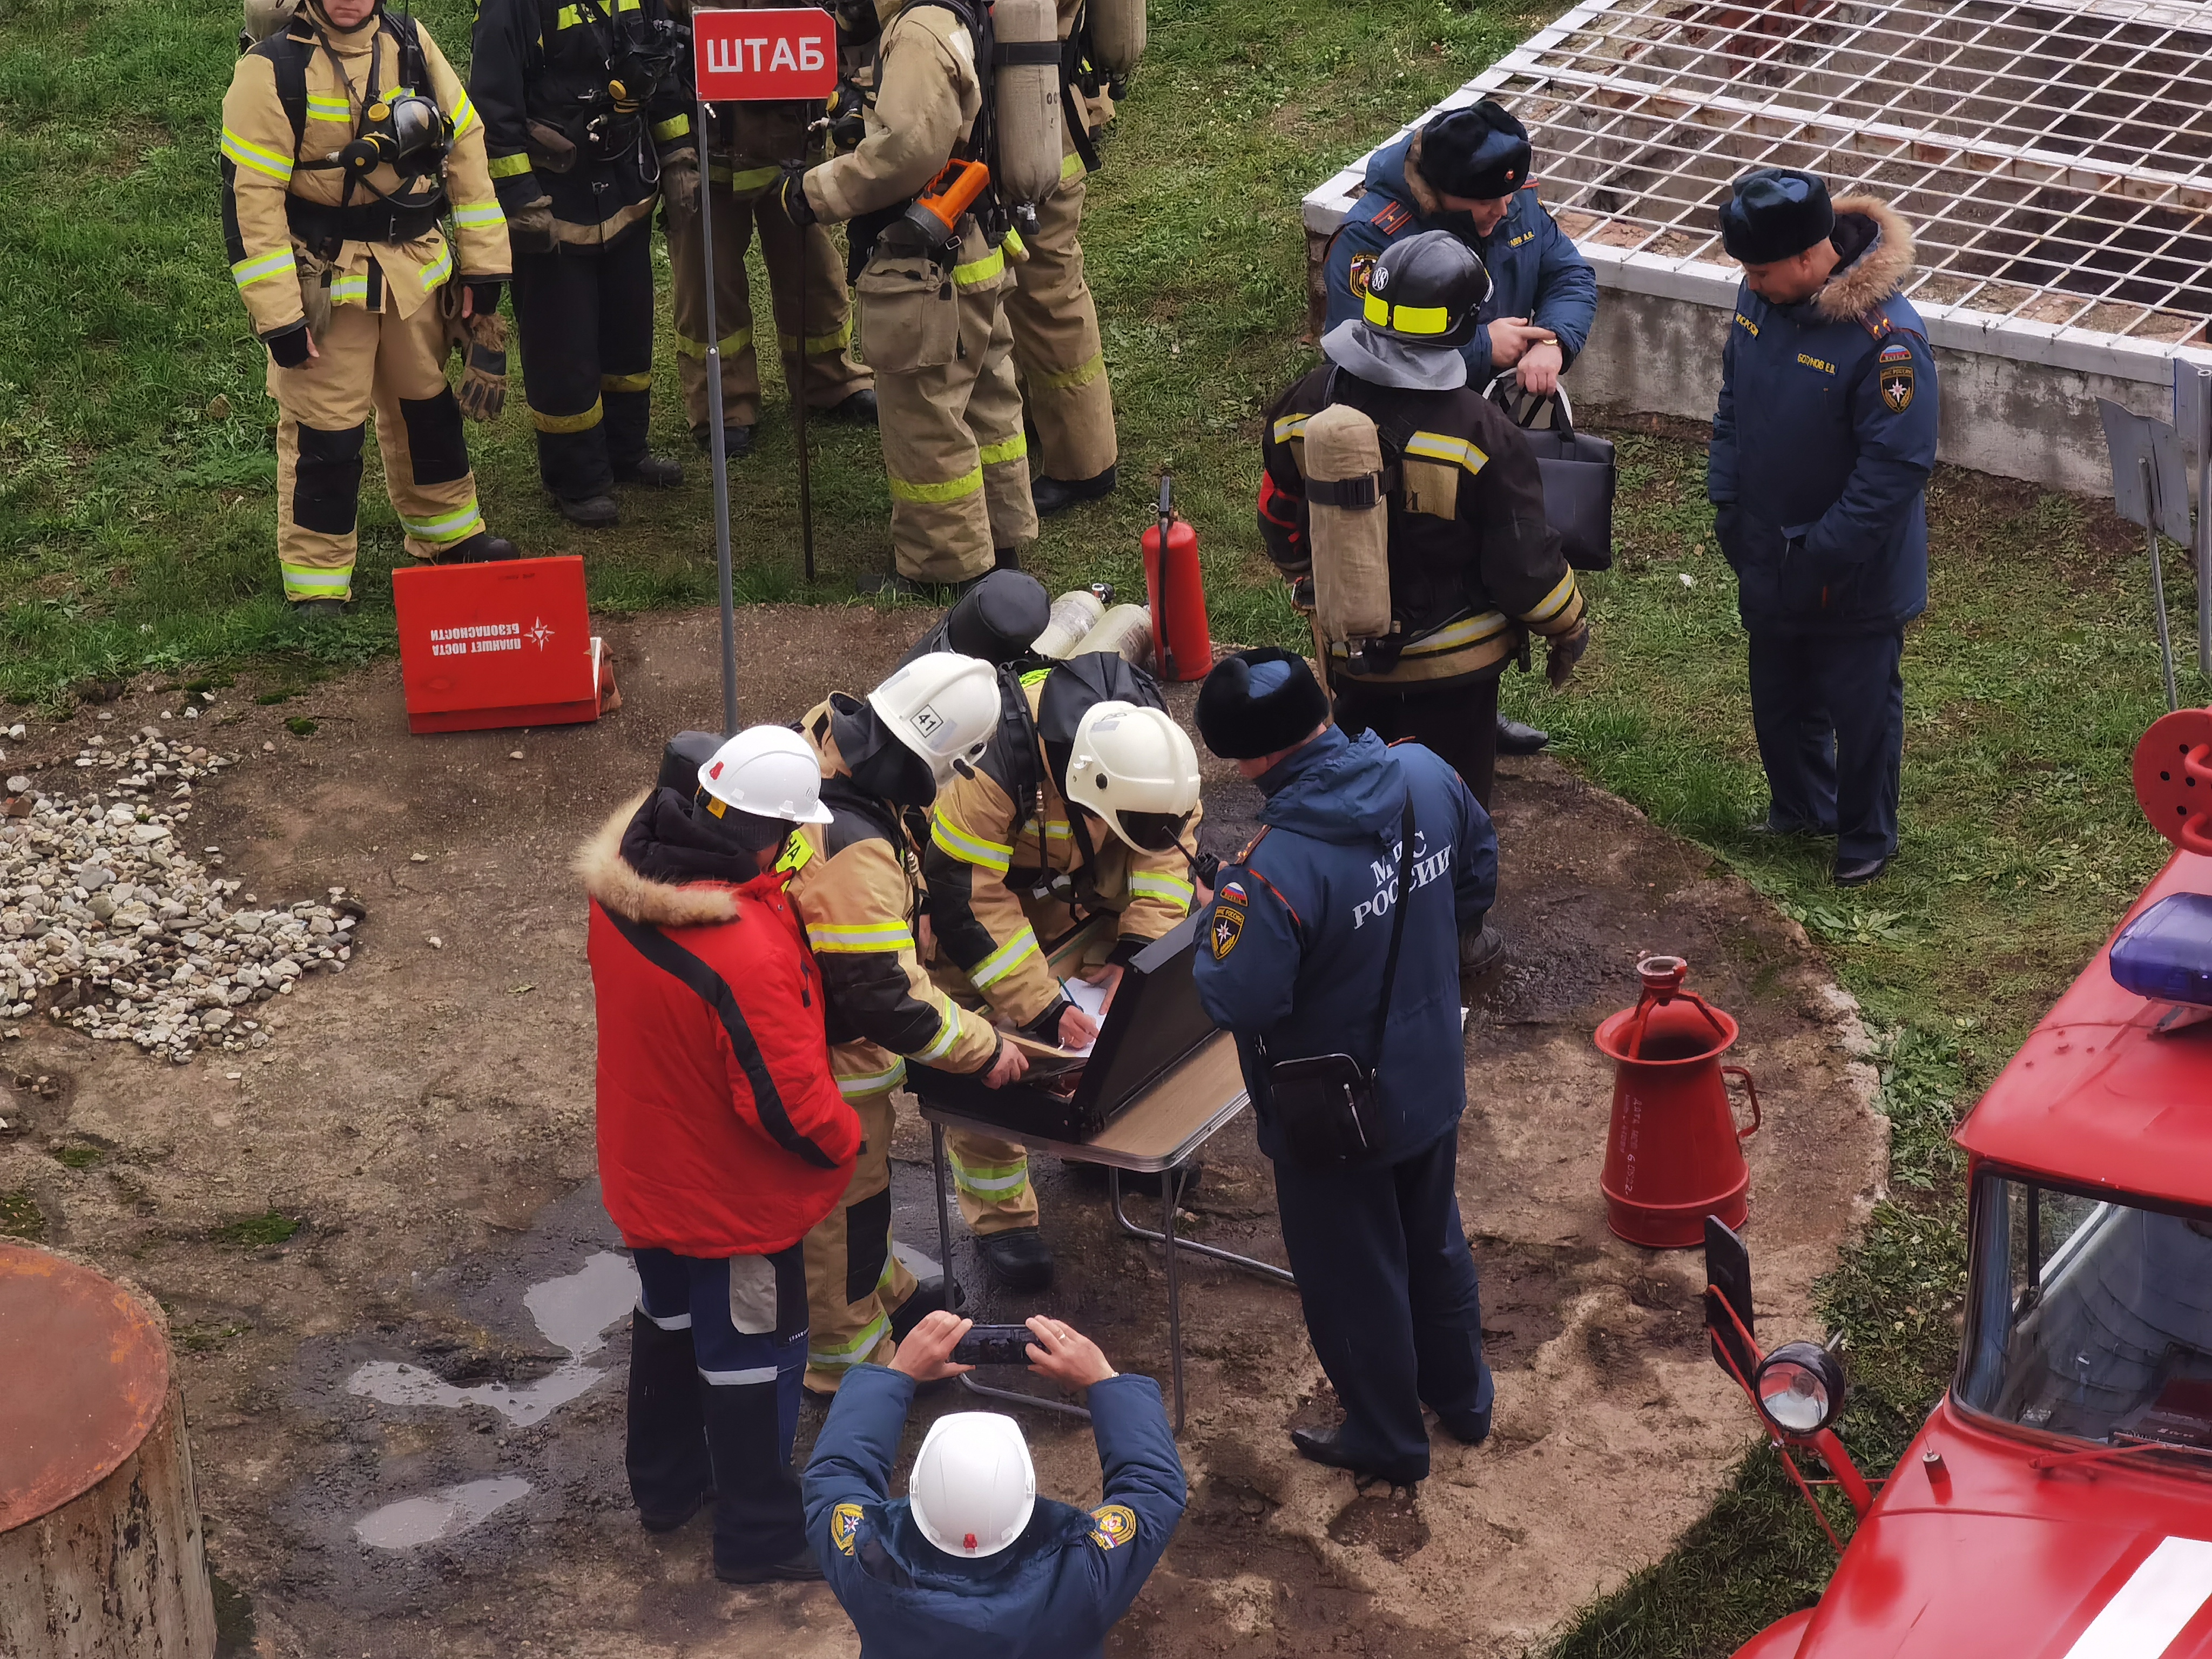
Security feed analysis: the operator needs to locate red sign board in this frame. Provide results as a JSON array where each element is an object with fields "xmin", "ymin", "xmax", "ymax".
[
  {"xmin": 392, "ymin": 556, "xmax": 615, "ymax": 734},
  {"xmin": 691, "ymin": 8, "xmax": 839, "ymax": 102}
]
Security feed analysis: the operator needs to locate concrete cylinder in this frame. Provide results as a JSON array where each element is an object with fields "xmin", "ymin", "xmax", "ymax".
[{"xmin": 0, "ymin": 1243, "xmax": 217, "ymax": 1659}]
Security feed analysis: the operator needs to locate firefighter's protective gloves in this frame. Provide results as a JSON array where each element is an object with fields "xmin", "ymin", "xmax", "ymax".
[
  {"xmin": 467, "ymin": 280, "xmax": 503, "ymax": 318},
  {"xmin": 455, "ymin": 313, "xmax": 508, "ymax": 422},
  {"xmin": 1546, "ymin": 618, "xmax": 1590, "ymax": 690},
  {"xmin": 507, "ymin": 195, "xmax": 557, "ymax": 255},
  {"xmin": 265, "ymin": 321, "xmax": 313, "ymax": 370},
  {"xmin": 780, "ymin": 165, "xmax": 817, "ymax": 228},
  {"xmin": 659, "ymin": 147, "xmax": 699, "ymax": 212}
]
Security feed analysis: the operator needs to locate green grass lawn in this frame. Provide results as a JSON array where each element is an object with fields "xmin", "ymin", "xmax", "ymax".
[{"xmin": 4, "ymin": 0, "xmax": 2207, "ymax": 1650}]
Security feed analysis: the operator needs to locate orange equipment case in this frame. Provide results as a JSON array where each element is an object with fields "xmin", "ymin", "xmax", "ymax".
[{"xmin": 392, "ymin": 556, "xmax": 617, "ymax": 734}]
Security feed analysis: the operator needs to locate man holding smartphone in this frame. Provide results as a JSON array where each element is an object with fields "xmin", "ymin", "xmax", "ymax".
[{"xmin": 803, "ymin": 1312, "xmax": 1185, "ymax": 1654}]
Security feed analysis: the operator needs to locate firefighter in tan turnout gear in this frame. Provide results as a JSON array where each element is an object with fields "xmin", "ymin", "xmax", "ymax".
[
  {"xmin": 221, "ymin": 0, "xmax": 518, "ymax": 615},
  {"xmin": 783, "ymin": 0, "xmax": 1042, "ymax": 595},
  {"xmin": 664, "ymin": 0, "xmax": 876, "ymax": 461},
  {"xmin": 922, "ymin": 653, "xmax": 1203, "ymax": 1290},
  {"xmin": 781, "ymin": 653, "xmax": 1027, "ymax": 1390},
  {"xmin": 1007, "ymin": 0, "xmax": 1139, "ymax": 516}
]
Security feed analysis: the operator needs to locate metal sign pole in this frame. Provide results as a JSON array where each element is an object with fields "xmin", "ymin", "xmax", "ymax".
[
  {"xmin": 2145, "ymin": 455, "xmax": 2181, "ymax": 712},
  {"xmin": 698, "ymin": 98, "xmax": 740, "ymax": 737},
  {"xmin": 791, "ymin": 181, "xmax": 815, "ymax": 583},
  {"xmin": 2197, "ymin": 366, "xmax": 2212, "ymax": 680}
]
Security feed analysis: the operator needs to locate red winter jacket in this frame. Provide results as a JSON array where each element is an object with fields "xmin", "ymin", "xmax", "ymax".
[{"xmin": 579, "ymin": 790, "xmax": 860, "ymax": 1257}]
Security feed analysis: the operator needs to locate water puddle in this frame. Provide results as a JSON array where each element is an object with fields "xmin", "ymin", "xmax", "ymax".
[
  {"xmin": 523, "ymin": 1249, "xmax": 637, "ymax": 1356},
  {"xmin": 354, "ymin": 1477, "xmax": 532, "ymax": 1549}
]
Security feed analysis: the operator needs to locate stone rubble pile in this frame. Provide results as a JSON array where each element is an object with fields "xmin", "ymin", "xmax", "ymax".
[{"xmin": 0, "ymin": 725, "xmax": 359, "ymax": 1063}]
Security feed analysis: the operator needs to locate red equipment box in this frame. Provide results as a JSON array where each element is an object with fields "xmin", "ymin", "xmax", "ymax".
[{"xmin": 392, "ymin": 556, "xmax": 616, "ymax": 734}]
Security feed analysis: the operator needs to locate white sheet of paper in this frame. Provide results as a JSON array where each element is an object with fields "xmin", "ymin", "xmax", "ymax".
[{"xmin": 1059, "ymin": 975, "xmax": 1110, "ymax": 1057}]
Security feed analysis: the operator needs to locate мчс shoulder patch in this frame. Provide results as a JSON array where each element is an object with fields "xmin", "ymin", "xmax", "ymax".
[
  {"xmin": 1878, "ymin": 359, "xmax": 1915, "ymax": 412},
  {"xmin": 1210, "ymin": 904, "xmax": 1245, "ymax": 960},
  {"xmin": 1088, "ymin": 1503, "xmax": 1138, "ymax": 1550},
  {"xmin": 831, "ymin": 1502, "xmax": 864, "ymax": 1556},
  {"xmin": 1347, "ymin": 253, "xmax": 1377, "ymax": 299}
]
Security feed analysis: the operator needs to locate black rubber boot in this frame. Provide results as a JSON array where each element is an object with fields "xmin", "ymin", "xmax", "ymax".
[
  {"xmin": 1495, "ymin": 715, "xmax": 1550, "ymax": 755},
  {"xmin": 437, "ymin": 531, "xmax": 520, "ymax": 564},
  {"xmin": 978, "ymin": 1226, "xmax": 1054, "ymax": 1293},
  {"xmin": 614, "ymin": 454, "xmax": 684, "ymax": 488},
  {"xmin": 888, "ymin": 1274, "xmax": 948, "ymax": 1343},
  {"xmin": 823, "ymin": 389, "xmax": 878, "ymax": 424},
  {"xmin": 702, "ymin": 1378, "xmax": 806, "ymax": 1577},
  {"xmin": 1030, "ymin": 466, "xmax": 1116, "ymax": 517},
  {"xmin": 556, "ymin": 494, "xmax": 619, "ymax": 528},
  {"xmin": 691, "ymin": 424, "xmax": 755, "ymax": 459},
  {"xmin": 291, "ymin": 598, "xmax": 348, "ymax": 619},
  {"xmin": 625, "ymin": 1311, "xmax": 713, "ymax": 1531}
]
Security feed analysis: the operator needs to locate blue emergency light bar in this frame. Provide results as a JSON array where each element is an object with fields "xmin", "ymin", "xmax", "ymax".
[{"xmin": 2110, "ymin": 893, "xmax": 2212, "ymax": 1007}]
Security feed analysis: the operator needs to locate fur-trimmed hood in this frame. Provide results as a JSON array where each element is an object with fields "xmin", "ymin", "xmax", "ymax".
[
  {"xmin": 574, "ymin": 791, "xmax": 743, "ymax": 928},
  {"xmin": 1811, "ymin": 195, "xmax": 1916, "ymax": 323},
  {"xmin": 1402, "ymin": 128, "xmax": 1444, "ymax": 218}
]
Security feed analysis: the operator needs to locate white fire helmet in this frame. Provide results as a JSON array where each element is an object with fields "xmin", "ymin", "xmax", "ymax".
[
  {"xmin": 908, "ymin": 1412, "xmax": 1036, "ymax": 1559},
  {"xmin": 1064, "ymin": 702, "xmax": 1202, "ymax": 854},
  {"xmin": 867, "ymin": 652, "xmax": 1001, "ymax": 786},
  {"xmin": 696, "ymin": 725, "xmax": 834, "ymax": 825}
]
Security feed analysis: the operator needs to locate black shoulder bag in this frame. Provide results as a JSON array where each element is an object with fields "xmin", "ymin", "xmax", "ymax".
[{"xmin": 1259, "ymin": 793, "xmax": 1414, "ymax": 1168}]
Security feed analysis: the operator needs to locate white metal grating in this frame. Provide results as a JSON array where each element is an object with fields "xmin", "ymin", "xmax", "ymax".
[{"xmin": 1306, "ymin": 0, "xmax": 2212, "ymax": 375}]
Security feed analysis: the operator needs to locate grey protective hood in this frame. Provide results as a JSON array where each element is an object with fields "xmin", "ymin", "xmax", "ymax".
[{"xmin": 1319, "ymin": 319, "xmax": 1468, "ymax": 392}]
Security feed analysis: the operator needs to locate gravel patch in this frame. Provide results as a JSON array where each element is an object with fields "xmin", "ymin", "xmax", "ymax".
[{"xmin": 0, "ymin": 725, "xmax": 358, "ymax": 1063}]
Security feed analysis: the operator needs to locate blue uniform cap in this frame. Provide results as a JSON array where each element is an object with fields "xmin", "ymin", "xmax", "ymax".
[{"xmin": 1719, "ymin": 168, "xmax": 1834, "ymax": 265}]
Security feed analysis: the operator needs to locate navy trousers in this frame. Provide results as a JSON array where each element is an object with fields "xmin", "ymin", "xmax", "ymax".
[
  {"xmin": 1271, "ymin": 1125, "xmax": 1493, "ymax": 1482},
  {"xmin": 629, "ymin": 1244, "xmax": 808, "ymax": 1569},
  {"xmin": 1746, "ymin": 628, "xmax": 1905, "ymax": 864}
]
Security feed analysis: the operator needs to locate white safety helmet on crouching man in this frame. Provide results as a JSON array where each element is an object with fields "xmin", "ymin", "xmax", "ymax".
[
  {"xmin": 907, "ymin": 1411, "xmax": 1037, "ymax": 1558},
  {"xmin": 868, "ymin": 652, "xmax": 1002, "ymax": 786},
  {"xmin": 1065, "ymin": 702, "xmax": 1203, "ymax": 854},
  {"xmin": 698, "ymin": 726, "xmax": 836, "ymax": 828}
]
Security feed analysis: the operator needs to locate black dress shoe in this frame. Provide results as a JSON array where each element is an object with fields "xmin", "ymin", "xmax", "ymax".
[
  {"xmin": 1833, "ymin": 854, "xmax": 1890, "ymax": 887},
  {"xmin": 1749, "ymin": 817, "xmax": 1835, "ymax": 838},
  {"xmin": 555, "ymin": 493, "xmax": 619, "ymax": 528},
  {"xmin": 824, "ymin": 389, "xmax": 878, "ymax": 424},
  {"xmin": 978, "ymin": 1227, "xmax": 1053, "ymax": 1292},
  {"xmin": 1030, "ymin": 466, "xmax": 1116, "ymax": 516},
  {"xmin": 638, "ymin": 1489, "xmax": 711, "ymax": 1533},
  {"xmin": 1289, "ymin": 1424, "xmax": 1425, "ymax": 1486},
  {"xmin": 1436, "ymin": 1408, "xmax": 1492, "ymax": 1447},
  {"xmin": 714, "ymin": 1545, "xmax": 823, "ymax": 1584},
  {"xmin": 437, "ymin": 531, "xmax": 520, "ymax": 564},
  {"xmin": 613, "ymin": 453, "xmax": 684, "ymax": 487},
  {"xmin": 691, "ymin": 423, "xmax": 755, "ymax": 460},
  {"xmin": 889, "ymin": 1274, "xmax": 948, "ymax": 1342},
  {"xmin": 1495, "ymin": 715, "xmax": 1550, "ymax": 755}
]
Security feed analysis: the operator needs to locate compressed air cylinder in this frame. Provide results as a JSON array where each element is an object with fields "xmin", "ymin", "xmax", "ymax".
[
  {"xmin": 1304, "ymin": 402, "xmax": 1394, "ymax": 648},
  {"xmin": 1088, "ymin": 0, "xmax": 1145, "ymax": 77},
  {"xmin": 992, "ymin": 0, "xmax": 1065, "ymax": 207},
  {"xmin": 1031, "ymin": 589, "xmax": 1106, "ymax": 658},
  {"xmin": 1069, "ymin": 603, "xmax": 1154, "ymax": 667}
]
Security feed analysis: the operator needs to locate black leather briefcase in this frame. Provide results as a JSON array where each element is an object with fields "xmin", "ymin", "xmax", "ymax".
[{"xmin": 1488, "ymin": 383, "xmax": 1616, "ymax": 571}]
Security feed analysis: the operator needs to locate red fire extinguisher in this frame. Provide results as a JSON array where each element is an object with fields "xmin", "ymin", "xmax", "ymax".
[{"xmin": 1142, "ymin": 475, "xmax": 1211, "ymax": 683}]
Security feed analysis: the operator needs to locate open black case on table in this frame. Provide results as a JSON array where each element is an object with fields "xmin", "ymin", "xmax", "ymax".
[{"xmin": 911, "ymin": 915, "xmax": 1218, "ymax": 1140}]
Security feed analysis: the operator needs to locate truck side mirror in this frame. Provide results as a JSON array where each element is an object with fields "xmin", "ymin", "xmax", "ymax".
[{"xmin": 1704, "ymin": 1214, "xmax": 1757, "ymax": 1382}]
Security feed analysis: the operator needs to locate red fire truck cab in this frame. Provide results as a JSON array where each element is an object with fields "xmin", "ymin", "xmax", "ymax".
[{"xmin": 1717, "ymin": 710, "xmax": 2212, "ymax": 1658}]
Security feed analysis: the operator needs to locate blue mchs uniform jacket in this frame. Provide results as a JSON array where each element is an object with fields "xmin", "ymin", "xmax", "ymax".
[
  {"xmin": 1193, "ymin": 727, "xmax": 1495, "ymax": 1166},
  {"xmin": 1710, "ymin": 195, "xmax": 1940, "ymax": 636},
  {"xmin": 804, "ymin": 1366, "xmax": 1187, "ymax": 1659},
  {"xmin": 1323, "ymin": 127, "xmax": 1599, "ymax": 388}
]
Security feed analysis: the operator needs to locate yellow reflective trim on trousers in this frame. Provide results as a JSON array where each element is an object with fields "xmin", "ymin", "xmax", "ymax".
[
  {"xmin": 280, "ymin": 564, "xmax": 353, "ymax": 596},
  {"xmin": 808, "ymin": 1311, "xmax": 889, "ymax": 1368},
  {"xmin": 948, "ymin": 1151, "xmax": 1030, "ymax": 1196},
  {"xmin": 978, "ymin": 433, "xmax": 1027, "ymax": 468},
  {"xmin": 953, "ymin": 247, "xmax": 1004, "ymax": 286},
  {"xmin": 708, "ymin": 164, "xmax": 784, "ymax": 190},
  {"xmin": 836, "ymin": 1060, "xmax": 906, "ymax": 1098},
  {"xmin": 807, "ymin": 922, "xmax": 915, "ymax": 952},
  {"xmin": 451, "ymin": 200, "xmax": 505, "ymax": 228},
  {"xmin": 969, "ymin": 926, "xmax": 1040, "ymax": 988},
  {"xmin": 601, "ymin": 370, "xmax": 652, "ymax": 393},
  {"xmin": 1404, "ymin": 430, "xmax": 1489, "ymax": 477},
  {"xmin": 1128, "ymin": 871, "xmax": 1194, "ymax": 905},
  {"xmin": 232, "ymin": 249, "xmax": 295, "ymax": 289},
  {"xmin": 487, "ymin": 151, "xmax": 534, "ymax": 178},
  {"xmin": 1038, "ymin": 349, "xmax": 1105, "ymax": 392},
  {"xmin": 778, "ymin": 318, "xmax": 853, "ymax": 355},
  {"xmin": 1519, "ymin": 569, "xmax": 1579, "ymax": 625},
  {"xmin": 930, "ymin": 814, "xmax": 1013, "ymax": 872},
  {"xmin": 888, "ymin": 465, "xmax": 983, "ymax": 505},
  {"xmin": 329, "ymin": 273, "xmax": 369, "ymax": 304},
  {"xmin": 916, "ymin": 998, "xmax": 966, "ymax": 1061},
  {"xmin": 1060, "ymin": 149, "xmax": 1085, "ymax": 182},
  {"xmin": 400, "ymin": 499, "xmax": 484, "ymax": 543},
  {"xmin": 531, "ymin": 397, "xmax": 604, "ymax": 434},
  {"xmin": 221, "ymin": 129, "xmax": 294, "ymax": 181},
  {"xmin": 676, "ymin": 325, "xmax": 753, "ymax": 358},
  {"xmin": 1271, "ymin": 412, "xmax": 1310, "ymax": 444},
  {"xmin": 651, "ymin": 113, "xmax": 690, "ymax": 141}
]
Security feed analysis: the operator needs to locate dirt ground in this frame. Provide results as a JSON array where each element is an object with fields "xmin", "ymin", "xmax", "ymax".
[{"xmin": 0, "ymin": 604, "xmax": 1887, "ymax": 1657}]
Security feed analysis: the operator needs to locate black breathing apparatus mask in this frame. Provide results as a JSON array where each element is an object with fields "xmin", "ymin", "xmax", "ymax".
[
  {"xmin": 340, "ymin": 91, "xmax": 453, "ymax": 180},
  {"xmin": 833, "ymin": 698, "xmax": 939, "ymax": 811}
]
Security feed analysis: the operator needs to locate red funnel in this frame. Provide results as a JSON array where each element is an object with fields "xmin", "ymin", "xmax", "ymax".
[{"xmin": 1594, "ymin": 956, "xmax": 1761, "ymax": 1248}]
